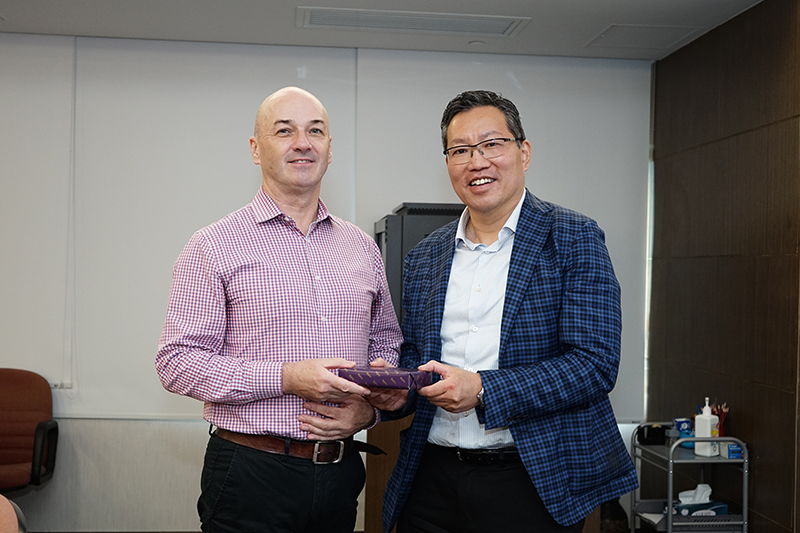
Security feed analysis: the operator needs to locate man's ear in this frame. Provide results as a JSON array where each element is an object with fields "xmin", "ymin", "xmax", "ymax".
[
  {"xmin": 520, "ymin": 139, "xmax": 532, "ymax": 170},
  {"xmin": 249, "ymin": 137, "xmax": 260, "ymax": 165}
]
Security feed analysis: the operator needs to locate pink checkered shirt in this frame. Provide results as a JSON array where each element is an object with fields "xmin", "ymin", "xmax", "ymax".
[{"xmin": 156, "ymin": 189, "xmax": 401, "ymax": 438}]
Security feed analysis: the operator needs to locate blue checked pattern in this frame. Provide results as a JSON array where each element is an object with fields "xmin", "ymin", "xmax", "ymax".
[{"xmin": 382, "ymin": 191, "xmax": 637, "ymax": 532}]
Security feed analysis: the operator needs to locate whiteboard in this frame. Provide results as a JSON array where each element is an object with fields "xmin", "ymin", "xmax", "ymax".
[
  {"xmin": 0, "ymin": 34, "xmax": 75, "ymax": 399},
  {"xmin": 0, "ymin": 35, "xmax": 648, "ymax": 421}
]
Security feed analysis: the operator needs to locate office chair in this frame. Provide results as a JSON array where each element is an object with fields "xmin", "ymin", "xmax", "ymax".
[
  {"xmin": 0, "ymin": 369, "xmax": 58, "ymax": 494},
  {"xmin": 0, "ymin": 494, "xmax": 26, "ymax": 533}
]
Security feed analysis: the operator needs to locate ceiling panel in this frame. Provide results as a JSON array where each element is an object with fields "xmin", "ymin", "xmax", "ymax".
[{"xmin": 0, "ymin": 0, "xmax": 764, "ymax": 60}]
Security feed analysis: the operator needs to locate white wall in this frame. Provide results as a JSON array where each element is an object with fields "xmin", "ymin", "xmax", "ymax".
[
  {"xmin": 0, "ymin": 33, "xmax": 651, "ymax": 531},
  {"xmin": 4, "ymin": 419, "xmax": 208, "ymax": 531}
]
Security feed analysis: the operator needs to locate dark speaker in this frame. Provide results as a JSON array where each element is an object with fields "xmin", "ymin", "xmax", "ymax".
[{"xmin": 374, "ymin": 202, "xmax": 463, "ymax": 320}]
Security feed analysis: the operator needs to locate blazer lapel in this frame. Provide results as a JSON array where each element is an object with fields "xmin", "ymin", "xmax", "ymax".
[{"xmin": 498, "ymin": 192, "xmax": 553, "ymax": 357}]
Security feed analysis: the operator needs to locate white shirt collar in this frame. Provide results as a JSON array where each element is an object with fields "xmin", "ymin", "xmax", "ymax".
[{"xmin": 455, "ymin": 189, "xmax": 527, "ymax": 247}]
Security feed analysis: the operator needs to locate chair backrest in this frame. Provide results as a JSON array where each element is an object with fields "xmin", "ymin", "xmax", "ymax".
[{"xmin": 0, "ymin": 369, "xmax": 55, "ymax": 492}]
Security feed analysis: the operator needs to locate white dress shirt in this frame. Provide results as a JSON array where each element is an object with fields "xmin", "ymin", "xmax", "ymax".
[{"xmin": 427, "ymin": 191, "xmax": 526, "ymax": 449}]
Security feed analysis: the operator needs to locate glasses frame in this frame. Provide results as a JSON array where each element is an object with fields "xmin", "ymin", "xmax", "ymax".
[{"xmin": 443, "ymin": 137, "xmax": 523, "ymax": 163}]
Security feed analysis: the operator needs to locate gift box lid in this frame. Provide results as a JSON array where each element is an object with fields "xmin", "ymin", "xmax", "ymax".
[{"xmin": 339, "ymin": 367, "xmax": 433, "ymax": 389}]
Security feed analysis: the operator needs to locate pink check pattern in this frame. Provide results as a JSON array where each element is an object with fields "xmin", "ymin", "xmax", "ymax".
[{"xmin": 156, "ymin": 189, "xmax": 401, "ymax": 438}]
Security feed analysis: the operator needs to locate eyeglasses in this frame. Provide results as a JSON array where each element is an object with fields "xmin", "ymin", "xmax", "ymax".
[{"xmin": 443, "ymin": 137, "xmax": 522, "ymax": 165}]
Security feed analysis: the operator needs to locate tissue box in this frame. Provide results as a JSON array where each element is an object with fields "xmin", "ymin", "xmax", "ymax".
[
  {"xmin": 666, "ymin": 501, "xmax": 728, "ymax": 517},
  {"xmin": 721, "ymin": 443, "xmax": 744, "ymax": 459},
  {"xmin": 338, "ymin": 367, "xmax": 433, "ymax": 389},
  {"xmin": 673, "ymin": 418, "xmax": 692, "ymax": 433}
]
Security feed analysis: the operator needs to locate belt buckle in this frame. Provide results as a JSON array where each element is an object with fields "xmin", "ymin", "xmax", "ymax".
[{"xmin": 313, "ymin": 440, "xmax": 345, "ymax": 464}]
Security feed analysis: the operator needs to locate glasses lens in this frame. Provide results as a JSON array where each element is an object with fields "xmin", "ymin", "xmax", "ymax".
[
  {"xmin": 478, "ymin": 138, "xmax": 507, "ymax": 159},
  {"xmin": 447, "ymin": 146, "xmax": 471, "ymax": 164},
  {"xmin": 446, "ymin": 138, "xmax": 513, "ymax": 164}
]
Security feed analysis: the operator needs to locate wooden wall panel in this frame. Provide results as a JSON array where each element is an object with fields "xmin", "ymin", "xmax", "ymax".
[
  {"xmin": 654, "ymin": 119, "xmax": 799, "ymax": 259},
  {"xmin": 651, "ymin": 1, "xmax": 800, "ymax": 531},
  {"xmin": 752, "ymin": 256, "xmax": 799, "ymax": 392},
  {"xmin": 649, "ymin": 256, "xmax": 799, "ymax": 526},
  {"xmin": 748, "ymin": 385, "xmax": 795, "ymax": 527},
  {"xmin": 749, "ymin": 513, "xmax": 793, "ymax": 533},
  {"xmin": 654, "ymin": 0, "xmax": 800, "ymax": 159},
  {"xmin": 365, "ymin": 417, "xmax": 412, "ymax": 533},
  {"xmin": 648, "ymin": 254, "xmax": 798, "ymax": 528}
]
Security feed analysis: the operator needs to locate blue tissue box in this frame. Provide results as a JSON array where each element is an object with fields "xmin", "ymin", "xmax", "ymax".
[
  {"xmin": 666, "ymin": 502, "xmax": 728, "ymax": 517},
  {"xmin": 721, "ymin": 443, "xmax": 743, "ymax": 459},
  {"xmin": 673, "ymin": 418, "xmax": 692, "ymax": 433}
]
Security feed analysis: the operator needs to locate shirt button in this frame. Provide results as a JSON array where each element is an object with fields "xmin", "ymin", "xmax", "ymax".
[
  {"xmin": 471, "ymin": 326, "xmax": 478, "ymax": 332},
  {"xmin": 476, "ymin": 285, "xmax": 481, "ymax": 292},
  {"xmin": 321, "ymin": 316, "xmax": 327, "ymax": 322},
  {"xmin": 315, "ymin": 275, "xmax": 322, "ymax": 281}
]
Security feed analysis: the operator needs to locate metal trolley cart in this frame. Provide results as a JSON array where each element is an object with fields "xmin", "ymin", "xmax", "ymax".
[{"xmin": 630, "ymin": 422, "xmax": 749, "ymax": 533}]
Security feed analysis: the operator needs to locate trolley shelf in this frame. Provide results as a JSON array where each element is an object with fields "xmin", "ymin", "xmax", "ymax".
[
  {"xmin": 630, "ymin": 422, "xmax": 749, "ymax": 533},
  {"xmin": 634, "ymin": 500, "xmax": 745, "ymax": 532}
]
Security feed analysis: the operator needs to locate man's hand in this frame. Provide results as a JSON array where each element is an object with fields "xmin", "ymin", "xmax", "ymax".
[
  {"xmin": 299, "ymin": 395, "xmax": 376, "ymax": 441},
  {"xmin": 364, "ymin": 358, "xmax": 408, "ymax": 411},
  {"xmin": 282, "ymin": 358, "xmax": 370, "ymax": 403},
  {"xmin": 416, "ymin": 360, "xmax": 482, "ymax": 413}
]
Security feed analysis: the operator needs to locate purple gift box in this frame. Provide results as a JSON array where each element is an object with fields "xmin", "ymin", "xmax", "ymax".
[{"xmin": 338, "ymin": 367, "xmax": 433, "ymax": 389}]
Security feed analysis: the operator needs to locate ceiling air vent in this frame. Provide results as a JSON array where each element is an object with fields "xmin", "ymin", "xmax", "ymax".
[
  {"xmin": 586, "ymin": 24, "xmax": 702, "ymax": 50},
  {"xmin": 296, "ymin": 7, "xmax": 530, "ymax": 38}
]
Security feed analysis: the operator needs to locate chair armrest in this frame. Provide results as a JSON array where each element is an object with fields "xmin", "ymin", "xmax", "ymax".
[{"xmin": 31, "ymin": 419, "xmax": 58, "ymax": 485}]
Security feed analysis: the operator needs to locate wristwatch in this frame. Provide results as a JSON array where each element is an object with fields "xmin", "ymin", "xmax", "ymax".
[{"xmin": 476, "ymin": 386, "xmax": 485, "ymax": 409}]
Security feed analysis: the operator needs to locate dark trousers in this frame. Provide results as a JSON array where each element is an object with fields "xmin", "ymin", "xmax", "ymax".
[
  {"xmin": 198, "ymin": 433, "xmax": 366, "ymax": 533},
  {"xmin": 398, "ymin": 443, "xmax": 585, "ymax": 533}
]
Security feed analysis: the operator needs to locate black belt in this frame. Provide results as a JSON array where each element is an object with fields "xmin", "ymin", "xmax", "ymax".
[{"xmin": 432, "ymin": 443, "xmax": 521, "ymax": 465}]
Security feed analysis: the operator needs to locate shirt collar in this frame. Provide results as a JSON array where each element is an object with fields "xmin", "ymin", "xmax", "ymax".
[
  {"xmin": 251, "ymin": 187, "xmax": 330, "ymax": 224},
  {"xmin": 455, "ymin": 189, "xmax": 527, "ymax": 247}
]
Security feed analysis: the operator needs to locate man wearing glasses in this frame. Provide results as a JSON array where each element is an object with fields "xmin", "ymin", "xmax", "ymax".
[{"xmin": 372, "ymin": 90, "xmax": 637, "ymax": 533}]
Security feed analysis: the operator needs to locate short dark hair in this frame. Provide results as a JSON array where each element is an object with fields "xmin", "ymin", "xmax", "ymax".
[{"xmin": 440, "ymin": 90, "xmax": 526, "ymax": 150}]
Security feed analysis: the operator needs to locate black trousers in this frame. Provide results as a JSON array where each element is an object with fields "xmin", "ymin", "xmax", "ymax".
[
  {"xmin": 398, "ymin": 443, "xmax": 585, "ymax": 533},
  {"xmin": 198, "ymin": 433, "xmax": 366, "ymax": 533}
]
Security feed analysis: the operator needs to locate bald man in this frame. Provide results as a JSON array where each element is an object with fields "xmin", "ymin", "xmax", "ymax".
[{"xmin": 156, "ymin": 87, "xmax": 402, "ymax": 533}]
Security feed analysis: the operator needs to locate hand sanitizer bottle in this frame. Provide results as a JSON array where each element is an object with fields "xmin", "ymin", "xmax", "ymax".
[{"xmin": 694, "ymin": 397, "xmax": 719, "ymax": 457}]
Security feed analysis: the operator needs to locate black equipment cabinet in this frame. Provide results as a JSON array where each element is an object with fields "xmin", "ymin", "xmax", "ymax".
[{"xmin": 374, "ymin": 202, "xmax": 464, "ymax": 320}]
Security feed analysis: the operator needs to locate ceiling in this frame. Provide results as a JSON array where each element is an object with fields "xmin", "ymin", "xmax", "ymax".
[{"xmin": 0, "ymin": 0, "xmax": 764, "ymax": 61}]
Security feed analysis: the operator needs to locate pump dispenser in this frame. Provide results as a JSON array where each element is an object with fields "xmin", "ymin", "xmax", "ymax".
[{"xmin": 694, "ymin": 397, "xmax": 719, "ymax": 457}]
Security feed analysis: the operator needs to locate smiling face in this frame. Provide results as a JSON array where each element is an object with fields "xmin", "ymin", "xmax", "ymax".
[
  {"xmin": 250, "ymin": 87, "xmax": 332, "ymax": 201},
  {"xmin": 445, "ymin": 105, "xmax": 531, "ymax": 223}
]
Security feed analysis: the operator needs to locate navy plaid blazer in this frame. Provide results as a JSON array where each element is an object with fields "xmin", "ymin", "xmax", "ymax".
[{"xmin": 382, "ymin": 191, "xmax": 637, "ymax": 532}]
